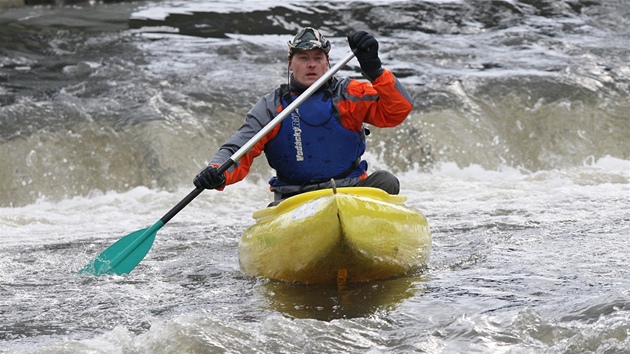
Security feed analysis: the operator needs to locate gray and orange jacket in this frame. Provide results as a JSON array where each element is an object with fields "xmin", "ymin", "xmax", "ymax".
[{"xmin": 209, "ymin": 68, "xmax": 413, "ymax": 193}]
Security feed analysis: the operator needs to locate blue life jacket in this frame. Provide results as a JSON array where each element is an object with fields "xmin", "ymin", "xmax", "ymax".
[{"xmin": 265, "ymin": 85, "xmax": 366, "ymax": 185}]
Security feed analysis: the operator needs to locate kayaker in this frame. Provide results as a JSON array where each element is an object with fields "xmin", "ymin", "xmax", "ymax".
[{"xmin": 194, "ymin": 27, "xmax": 414, "ymax": 205}]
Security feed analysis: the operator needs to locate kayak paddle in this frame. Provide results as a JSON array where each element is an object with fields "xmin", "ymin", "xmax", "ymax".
[{"xmin": 79, "ymin": 51, "xmax": 357, "ymax": 276}]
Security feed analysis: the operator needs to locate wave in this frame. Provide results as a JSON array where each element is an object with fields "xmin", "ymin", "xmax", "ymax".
[{"xmin": 1, "ymin": 0, "xmax": 629, "ymax": 206}]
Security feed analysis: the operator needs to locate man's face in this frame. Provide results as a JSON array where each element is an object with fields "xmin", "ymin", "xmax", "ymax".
[{"xmin": 289, "ymin": 49, "xmax": 329, "ymax": 87}]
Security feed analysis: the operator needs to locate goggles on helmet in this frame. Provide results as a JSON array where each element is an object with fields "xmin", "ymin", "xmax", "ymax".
[{"xmin": 287, "ymin": 27, "xmax": 331, "ymax": 58}]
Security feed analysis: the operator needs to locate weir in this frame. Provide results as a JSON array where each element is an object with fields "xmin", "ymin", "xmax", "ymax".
[{"xmin": 1, "ymin": 0, "xmax": 628, "ymax": 208}]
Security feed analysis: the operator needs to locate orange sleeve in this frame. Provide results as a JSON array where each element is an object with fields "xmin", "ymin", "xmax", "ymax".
[
  {"xmin": 217, "ymin": 125, "xmax": 280, "ymax": 186},
  {"xmin": 337, "ymin": 69, "xmax": 413, "ymax": 131}
]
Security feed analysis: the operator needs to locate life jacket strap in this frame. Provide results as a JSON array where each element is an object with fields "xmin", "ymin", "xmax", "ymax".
[{"xmin": 276, "ymin": 157, "xmax": 361, "ymax": 187}]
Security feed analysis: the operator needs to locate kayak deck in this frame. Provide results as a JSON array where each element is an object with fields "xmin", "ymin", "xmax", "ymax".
[{"xmin": 238, "ymin": 187, "xmax": 431, "ymax": 284}]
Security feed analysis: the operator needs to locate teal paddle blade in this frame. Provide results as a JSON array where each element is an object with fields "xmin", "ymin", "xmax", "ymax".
[{"xmin": 79, "ymin": 221, "xmax": 163, "ymax": 276}]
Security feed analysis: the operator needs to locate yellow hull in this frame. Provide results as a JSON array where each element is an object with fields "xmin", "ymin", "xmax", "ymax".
[{"xmin": 238, "ymin": 187, "xmax": 431, "ymax": 284}]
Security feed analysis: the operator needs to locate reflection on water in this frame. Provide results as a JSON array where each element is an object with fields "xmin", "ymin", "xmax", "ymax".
[{"xmin": 258, "ymin": 273, "xmax": 429, "ymax": 321}]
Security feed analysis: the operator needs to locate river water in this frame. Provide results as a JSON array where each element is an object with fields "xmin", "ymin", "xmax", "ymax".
[{"xmin": 1, "ymin": 1, "xmax": 629, "ymax": 353}]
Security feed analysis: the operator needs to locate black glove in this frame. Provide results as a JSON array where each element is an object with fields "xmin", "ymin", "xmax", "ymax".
[
  {"xmin": 348, "ymin": 31, "xmax": 383, "ymax": 81},
  {"xmin": 193, "ymin": 165, "xmax": 226, "ymax": 190}
]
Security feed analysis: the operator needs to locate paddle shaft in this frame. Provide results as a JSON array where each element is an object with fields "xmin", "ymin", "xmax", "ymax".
[{"xmin": 159, "ymin": 51, "xmax": 357, "ymax": 226}]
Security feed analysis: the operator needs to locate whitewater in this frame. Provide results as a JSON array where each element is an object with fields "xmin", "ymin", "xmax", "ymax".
[{"xmin": 1, "ymin": 1, "xmax": 629, "ymax": 353}]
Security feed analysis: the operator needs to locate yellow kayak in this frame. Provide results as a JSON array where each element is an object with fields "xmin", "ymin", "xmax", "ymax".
[{"xmin": 238, "ymin": 187, "xmax": 431, "ymax": 285}]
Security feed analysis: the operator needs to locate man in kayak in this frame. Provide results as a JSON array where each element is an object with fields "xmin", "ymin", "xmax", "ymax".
[{"xmin": 194, "ymin": 27, "xmax": 414, "ymax": 204}]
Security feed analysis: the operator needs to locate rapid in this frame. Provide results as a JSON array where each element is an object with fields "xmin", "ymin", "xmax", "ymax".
[{"xmin": 1, "ymin": 1, "xmax": 629, "ymax": 353}]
